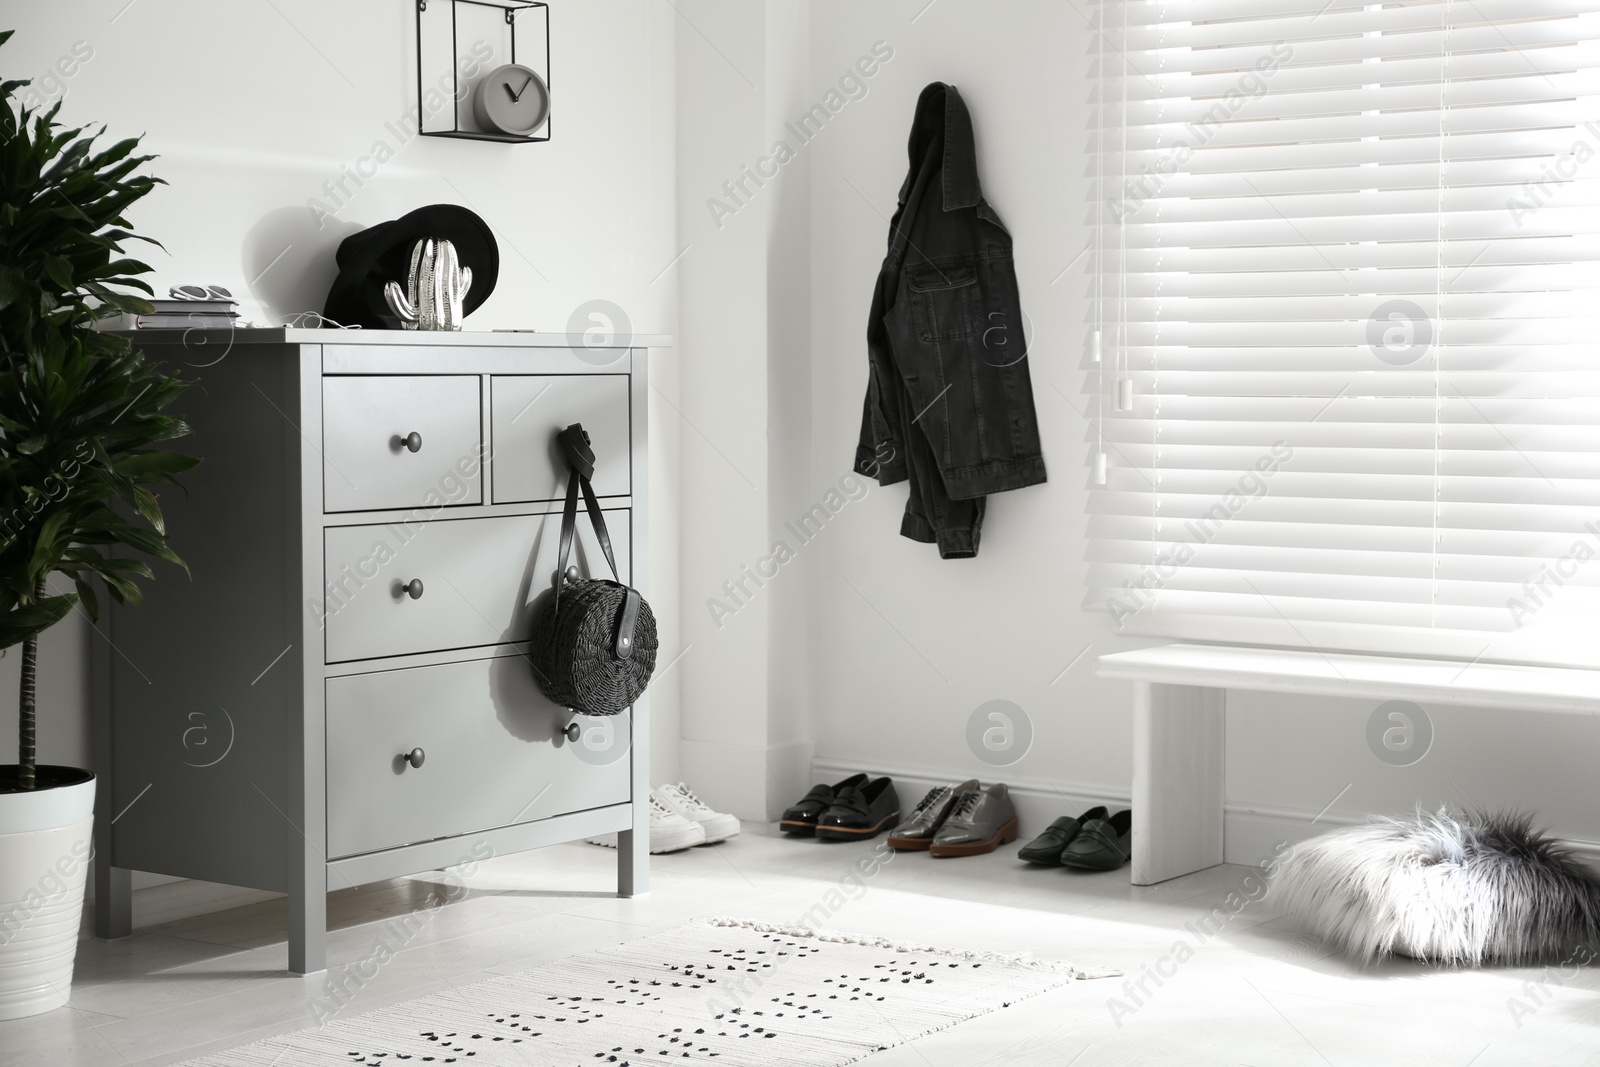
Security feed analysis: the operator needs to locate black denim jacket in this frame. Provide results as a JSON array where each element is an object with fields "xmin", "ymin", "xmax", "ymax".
[{"xmin": 854, "ymin": 83, "xmax": 1046, "ymax": 558}]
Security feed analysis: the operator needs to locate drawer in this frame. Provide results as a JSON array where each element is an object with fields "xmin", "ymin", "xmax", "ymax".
[
  {"xmin": 323, "ymin": 376, "xmax": 483, "ymax": 513},
  {"xmin": 322, "ymin": 508, "xmax": 631, "ymax": 663},
  {"xmin": 491, "ymin": 375, "xmax": 630, "ymax": 504},
  {"xmin": 325, "ymin": 657, "xmax": 632, "ymax": 858}
]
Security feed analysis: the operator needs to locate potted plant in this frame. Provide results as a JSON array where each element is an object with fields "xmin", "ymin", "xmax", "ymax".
[{"xmin": 0, "ymin": 30, "xmax": 196, "ymax": 1020}]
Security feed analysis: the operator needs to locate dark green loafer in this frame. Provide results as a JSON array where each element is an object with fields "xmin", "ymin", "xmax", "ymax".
[
  {"xmin": 1017, "ymin": 806, "xmax": 1108, "ymax": 865},
  {"xmin": 1059, "ymin": 809, "xmax": 1133, "ymax": 871}
]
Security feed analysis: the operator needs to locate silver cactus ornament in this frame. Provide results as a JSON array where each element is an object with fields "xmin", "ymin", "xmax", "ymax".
[{"xmin": 384, "ymin": 237, "xmax": 474, "ymax": 330}]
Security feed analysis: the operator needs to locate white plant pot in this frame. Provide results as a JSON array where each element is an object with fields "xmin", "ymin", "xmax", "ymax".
[{"xmin": 0, "ymin": 767, "xmax": 95, "ymax": 1020}]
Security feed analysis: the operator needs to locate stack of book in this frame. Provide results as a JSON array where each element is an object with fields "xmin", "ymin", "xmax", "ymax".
[{"xmin": 102, "ymin": 298, "xmax": 240, "ymax": 330}]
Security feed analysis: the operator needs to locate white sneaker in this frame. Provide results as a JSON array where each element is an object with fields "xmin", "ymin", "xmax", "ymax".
[
  {"xmin": 586, "ymin": 792, "xmax": 707, "ymax": 853},
  {"xmin": 654, "ymin": 782, "xmax": 741, "ymax": 844}
]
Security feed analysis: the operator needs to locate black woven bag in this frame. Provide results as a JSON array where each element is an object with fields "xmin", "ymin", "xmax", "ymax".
[{"xmin": 529, "ymin": 424, "xmax": 658, "ymax": 715}]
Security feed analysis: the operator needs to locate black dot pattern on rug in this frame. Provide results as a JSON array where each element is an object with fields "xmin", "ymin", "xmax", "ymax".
[{"xmin": 274, "ymin": 925, "xmax": 1067, "ymax": 1067}]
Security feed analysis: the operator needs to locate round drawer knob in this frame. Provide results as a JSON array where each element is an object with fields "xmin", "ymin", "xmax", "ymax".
[
  {"xmin": 561, "ymin": 722, "xmax": 581, "ymax": 743},
  {"xmin": 402, "ymin": 747, "xmax": 426, "ymax": 769},
  {"xmin": 403, "ymin": 578, "xmax": 424, "ymax": 600},
  {"xmin": 400, "ymin": 431, "xmax": 422, "ymax": 453}
]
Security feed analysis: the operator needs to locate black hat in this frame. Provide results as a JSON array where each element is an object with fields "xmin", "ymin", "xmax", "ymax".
[{"xmin": 322, "ymin": 204, "xmax": 499, "ymax": 329}]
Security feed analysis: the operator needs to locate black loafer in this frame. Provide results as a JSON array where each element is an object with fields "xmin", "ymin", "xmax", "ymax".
[
  {"xmin": 1018, "ymin": 805, "xmax": 1108, "ymax": 865},
  {"xmin": 781, "ymin": 773, "xmax": 867, "ymax": 836},
  {"xmin": 1060, "ymin": 809, "xmax": 1133, "ymax": 871},
  {"xmin": 816, "ymin": 776, "xmax": 900, "ymax": 841}
]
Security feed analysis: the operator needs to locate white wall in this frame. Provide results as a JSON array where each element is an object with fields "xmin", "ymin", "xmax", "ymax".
[
  {"xmin": 800, "ymin": 0, "xmax": 1135, "ymax": 822},
  {"xmin": 7, "ymin": 0, "xmax": 1596, "ymax": 868},
  {"xmin": 0, "ymin": 0, "xmax": 682, "ymax": 785},
  {"xmin": 670, "ymin": 1, "xmax": 775, "ymax": 817},
  {"xmin": 797, "ymin": 0, "xmax": 1600, "ymax": 857},
  {"xmin": 669, "ymin": 0, "xmax": 816, "ymax": 820}
]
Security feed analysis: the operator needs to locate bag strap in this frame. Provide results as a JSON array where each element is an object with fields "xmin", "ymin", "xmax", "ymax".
[{"xmin": 552, "ymin": 424, "xmax": 640, "ymax": 660}]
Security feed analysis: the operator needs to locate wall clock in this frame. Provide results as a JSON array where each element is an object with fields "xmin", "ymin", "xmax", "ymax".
[
  {"xmin": 413, "ymin": 0, "xmax": 550, "ymax": 144},
  {"xmin": 472, "ymin": 63, "xmax": 550, "ymax": 138}
]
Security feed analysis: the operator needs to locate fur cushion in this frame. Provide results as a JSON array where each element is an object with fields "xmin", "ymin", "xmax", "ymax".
[{"xmin": 1270, "ymin": 809, "xmax": 1600, "ymax": 966}]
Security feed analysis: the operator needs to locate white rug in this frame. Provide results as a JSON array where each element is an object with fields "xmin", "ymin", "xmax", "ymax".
[{"xmin": 178, "ymin": 918, "xmax": 1088, "ymax": 1066}]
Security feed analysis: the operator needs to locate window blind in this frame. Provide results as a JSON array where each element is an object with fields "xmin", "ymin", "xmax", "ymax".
[{"xmin": 1088, "ymin": 0, "xmax": 1600, "ymax": 667}]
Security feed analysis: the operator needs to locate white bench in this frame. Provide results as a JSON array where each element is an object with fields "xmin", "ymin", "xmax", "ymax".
[{"xmin": 1095, "ymin": 643, "xmax": 1600, "ymax": 885}]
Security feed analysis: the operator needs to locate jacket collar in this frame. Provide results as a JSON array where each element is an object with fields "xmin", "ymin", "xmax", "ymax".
[{"xmin": 901, "ymin": 82, "xmax": 982, "ymax": 212}]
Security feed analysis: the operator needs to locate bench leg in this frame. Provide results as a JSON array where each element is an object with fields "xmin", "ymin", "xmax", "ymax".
[{"xmin": 1132, "ymin": 681, "xmax": 1224, "ymax": 885}]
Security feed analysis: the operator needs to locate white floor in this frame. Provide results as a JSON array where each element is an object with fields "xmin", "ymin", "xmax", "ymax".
[{"xmin": 3, "ymin": 823, "xmax": 1598, "ymax": 1066}]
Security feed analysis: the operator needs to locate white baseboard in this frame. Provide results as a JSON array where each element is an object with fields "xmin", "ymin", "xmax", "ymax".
[{"xmin": 811, "ymin": 757, "xmax": 1600, "ymax": 868}]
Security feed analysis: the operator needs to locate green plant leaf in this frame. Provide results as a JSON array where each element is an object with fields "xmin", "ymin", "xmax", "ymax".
[
  {"xmin": 113, "ymin": 526, "xmax": 186, "ymax": 572},
  {"xmin": 0, "ymin": 38, "xmax": 194, "ymax": 674},
  {"xmin": 0, "ymin": 594, "xmax": 75, "ymax": 651},
  {"xmin": 97, "ymin": 570, "xmax": 143, "ymax": 606},
  {"xmin": 130, "ymin": 486, "xmax": 164, "ymax": 533},
  {"xmin": 28, "ymin": 510, "xmax": 70, "ymax": 575},
  {"xmin": 72, "ymin": 577, "xmax": 98, "ymax": 622},
  {"xmin": 0, "ymin": 265, "xmax": 22, "ymax": 310},
  {"xmin": 82, "ymin": 556, "xmax": 154, "ymax": 581},
  {"xmin": 100, "ymin": 258, "xmax": 152, "ymax": 277},
  {"xmin": 42, "ymin": 254, "xmax": 73, "ymax": 290}
]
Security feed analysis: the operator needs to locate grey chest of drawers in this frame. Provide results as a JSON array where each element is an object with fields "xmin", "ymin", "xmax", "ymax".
[{"xmin": 90, "ymin": 329, "xmax": 665, "ymax": 974}]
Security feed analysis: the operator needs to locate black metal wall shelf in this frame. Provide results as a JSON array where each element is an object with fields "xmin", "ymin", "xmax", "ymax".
[{"xmin": 415, "ymin": 0, "xmax": 550, "ymax": 144}]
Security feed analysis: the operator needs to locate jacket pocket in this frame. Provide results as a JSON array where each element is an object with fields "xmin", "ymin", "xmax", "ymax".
[{"xmin": 908, "ymin": 263, "xmax": 975, "ymax": 343}]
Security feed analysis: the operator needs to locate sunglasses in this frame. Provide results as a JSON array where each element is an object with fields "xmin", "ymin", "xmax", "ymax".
[{"xmin": 169, "ymin": 285, "xmax": 234, "ymax": 301}]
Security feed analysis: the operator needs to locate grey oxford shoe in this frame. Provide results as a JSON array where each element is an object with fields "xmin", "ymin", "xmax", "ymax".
[
  {"xmin": 887, "ymin": 778, "xmax": 980, "ymax": 851},
  {"xmin": 929, "ymin": 782, "xmax": 1019, "ymax": 858}
]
